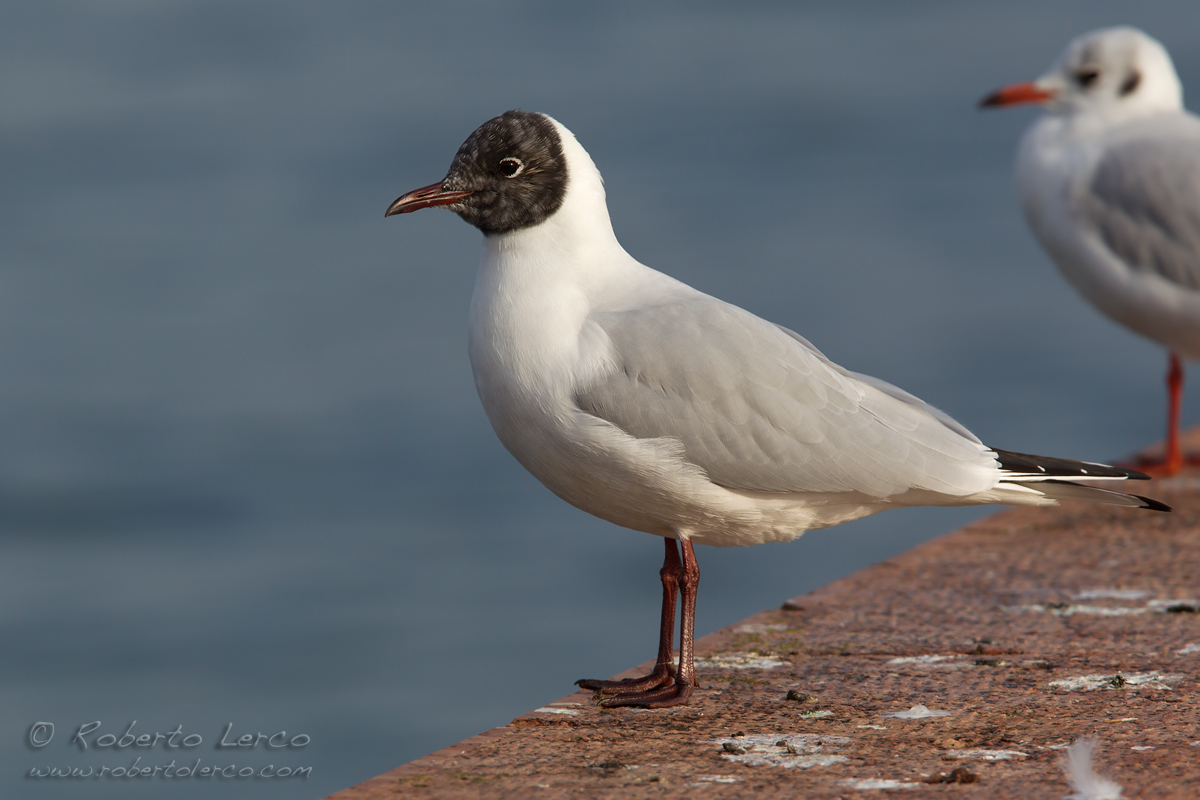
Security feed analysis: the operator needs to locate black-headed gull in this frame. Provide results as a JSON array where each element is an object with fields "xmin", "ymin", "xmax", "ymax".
[
  {"xmin": 386, "ymin": 110, "xmax": 1167, "ymax": 708},
  {"xmin": 982, "ymin": 26, "xmax": 1200, "ymax": 474}
]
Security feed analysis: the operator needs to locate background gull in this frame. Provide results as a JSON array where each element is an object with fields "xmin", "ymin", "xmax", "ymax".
[{"xmin": 982, "ymin": 26, "xmax": 1200, "ymax": 473}]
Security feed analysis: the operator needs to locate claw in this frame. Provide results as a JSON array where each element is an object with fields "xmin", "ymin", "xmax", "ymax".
[
  {"xmin": 598, "ymin": 681, "xmax": 693, "ymax": 709},
  {"xmin": 576, "ymin": 665, "xmax": 676, "ymax": 696}
]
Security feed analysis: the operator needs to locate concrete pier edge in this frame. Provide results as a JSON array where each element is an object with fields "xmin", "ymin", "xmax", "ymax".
[{"xmin": 325, "ymin": 430, "xmax": 1200, "ymax": 798}]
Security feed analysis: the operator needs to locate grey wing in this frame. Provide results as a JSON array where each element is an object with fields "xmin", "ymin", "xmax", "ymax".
[
  {"xmin": 773, "ymin": 324, "xmax": 982, "ymax": 444},
  {"xmin": 575, "ymin": 299, "xmax": 996, "ymax": 498},
  {"xmin": 1081, "ymin": 131, "xmax": 1200, "ymax": 290}
]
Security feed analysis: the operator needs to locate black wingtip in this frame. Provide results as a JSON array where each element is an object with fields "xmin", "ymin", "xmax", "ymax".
[
  {"xmin": 1135, "ymin": 495, "xmax": 1173, "ymax": 512},
  {"xmin": 992, "ymin": 448, "xmax": 1148, "ymax": 480}
]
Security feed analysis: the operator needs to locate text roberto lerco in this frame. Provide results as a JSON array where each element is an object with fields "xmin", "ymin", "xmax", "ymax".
[{"xmin": 26, "ymin": 721, "xmax": 311, "ymax": 780}]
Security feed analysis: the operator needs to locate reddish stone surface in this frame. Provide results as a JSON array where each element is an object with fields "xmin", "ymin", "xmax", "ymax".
[{"xmin": 324, "ymin": 434, "xmax": 1200, "ymax": 799}]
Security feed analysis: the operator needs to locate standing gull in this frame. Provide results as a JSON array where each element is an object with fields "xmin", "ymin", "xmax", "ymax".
[
  {"xmin": 982, "ymin": 26, "xmax": 1200, "ymax": 474},
  {"xmin": 386, "ymin": 110, "xmax": 1167, "ymax": 709}
]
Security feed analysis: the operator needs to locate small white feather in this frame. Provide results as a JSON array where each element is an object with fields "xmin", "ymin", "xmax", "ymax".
[{"xmin": 1062, "ymin": 738, "xmax": 1122, "ymax": 800}]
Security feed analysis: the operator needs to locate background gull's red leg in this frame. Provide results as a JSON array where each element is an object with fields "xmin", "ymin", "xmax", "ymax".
[
  {"xmin": 1166, "ymin": 353, "xmax": 1185, "ymax": 475},
  {"xmin": 1134, "ymin": 353, "xmax": 1196, "ymax": 475}
]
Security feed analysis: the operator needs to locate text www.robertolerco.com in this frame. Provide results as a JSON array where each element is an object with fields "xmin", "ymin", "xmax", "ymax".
[{"xmin": 26, "ymin": 721, "xmax": 311, "ymax": 780}]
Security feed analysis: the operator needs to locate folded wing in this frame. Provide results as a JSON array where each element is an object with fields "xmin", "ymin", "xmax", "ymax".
[
  {"xmin": 575, "ymin": 297, "xmax": 998, "ymax": 499},
  {"xmin": 1080, "ymin": 123, "xmax": 1200, "ymax": 291}
]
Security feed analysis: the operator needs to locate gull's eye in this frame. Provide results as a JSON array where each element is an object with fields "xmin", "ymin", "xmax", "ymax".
[
  {"xmin": 1120, "ymin": 70, "xmax": 1142, "ymax": 97},
  {"xmin": 499, "ymin": 157, "xmax": 524, "ymax": 178},
  {"xmin": 1074, "ymin": 68, "xmax": 1100, "ymax": 88}
]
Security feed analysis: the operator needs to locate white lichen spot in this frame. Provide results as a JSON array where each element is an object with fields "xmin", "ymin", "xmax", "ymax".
[
  {"xmin": 945, "ymin": 749, "xmax": 1028, "ymax": 761},
  {"xmin": 733, "ymin": 623, "xmax": 788, "ymax": 634},
  {"xmin": 883, "ymin": 704, "xmax": 951, "ymax": 719},
  {"xmin": 1130, "ymin": 746, "xmax": 1153, "ymax": 751},
  {"xmin": 1062, "ymin": 738, "xmax": 1123, "ymax": 800},
  {"xmin": 841, "ymin": 778, "xmax": 921, "ymax": 790},
  {"xmin": 712, "ymin": 733, "xmax": 850, "ymax": 769},
  {"xmin": 695, "ymin": 653, "xmax": 786, "ymax": 670},
  {"xmin": 856, "ymin": 725, "xmax": 888, "ymax": 730},
  {"xmin": 1075, "ymin": 589, "xmax": 1148, "ymax": 601},
  {"xmin": 1006, "ymin": 598, "xmax": 1198, "ymax": 617},
  {"xmin": 1175, "ymin": 642, "xmax": 1200, "ymax": 655},
  {"xmin": 532, "ymin": 707, "xmax": 579, "ymax": 716},
  {"xmin": 692, "ymin": 775, "xmax": 742, "ymax": 784},
  {"xmin": 886, "ymin": 655, "xmax": 967, "ymax": 667},
  {"xmin": 1049, "ymin": 671, "xmax": 1182, "ymax": 692},
  {"xmin": 1013, "ymin": 603, "xmax": 1149, "ymax": 617}
]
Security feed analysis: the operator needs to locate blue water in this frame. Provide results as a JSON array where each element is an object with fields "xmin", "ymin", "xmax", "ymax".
[{"xmin": 4, "ymin": 3, "xmax": 1197, "ymax": 798}]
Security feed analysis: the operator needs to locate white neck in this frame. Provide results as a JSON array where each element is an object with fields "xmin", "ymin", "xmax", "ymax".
[{"xmin": 467, "ymin": 117, "xmax": 667, "ymax": 419}]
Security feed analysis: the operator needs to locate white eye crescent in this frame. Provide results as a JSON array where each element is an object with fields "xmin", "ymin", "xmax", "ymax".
[{"xmin": 499, "ymin": 157, "xmax": 524, "ymax": 178}]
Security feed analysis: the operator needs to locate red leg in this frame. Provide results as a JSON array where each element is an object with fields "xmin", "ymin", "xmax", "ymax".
[
  {"xmin": 592, "ymin": 539, "xmax": 699, "ymax": 709},
  {"xmin": 1136, "ymin": 353, "xmax": 1189, "ymax": 475},
  {"xmin": 1165, "ymin": 353, "xmax": 1184, "ymax": 475},
  {"xmin": 677, "ymin": 539, "xmax": 700, "ymax": 690},
  {"xmin": 576, "ymin": 538, "xmax": 680, "ymax": 695}
]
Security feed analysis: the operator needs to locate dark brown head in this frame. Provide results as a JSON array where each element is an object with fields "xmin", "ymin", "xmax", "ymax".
[{"xmin": 386, "ymin": 110, "xmax": 569, "ymax": 236}]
